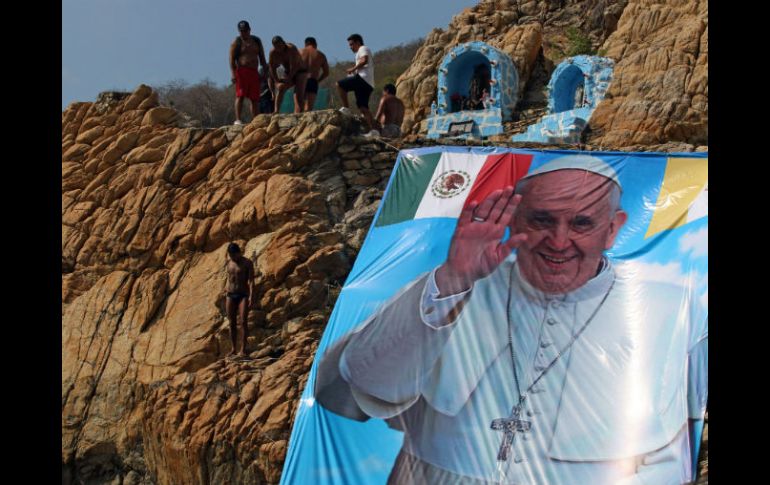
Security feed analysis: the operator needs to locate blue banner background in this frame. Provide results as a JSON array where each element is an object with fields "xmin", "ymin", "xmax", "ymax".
[{"xmin": 281, "ymin": 147, "xmax": 708, "ymax": 484}]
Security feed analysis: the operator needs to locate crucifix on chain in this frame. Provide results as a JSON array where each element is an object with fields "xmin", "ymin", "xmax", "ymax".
[{"xmin": 490, "ymin": 406, "xmax": 531, "ymax": 462}]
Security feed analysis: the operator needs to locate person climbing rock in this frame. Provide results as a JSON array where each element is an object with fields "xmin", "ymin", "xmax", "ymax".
[
  {"xmin": 224, "ymin": 243, "xmax": 255, "ymax": 358},
  {"xmin": 229, "ymin": 20, "xmax": 268, "ymax": 125},
  {"xmin": 300, "ymin": 37, "xmax": 330, "ymax": 111}
]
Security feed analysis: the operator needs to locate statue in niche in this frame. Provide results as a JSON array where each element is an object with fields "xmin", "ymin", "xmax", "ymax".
[
  {"xmin": 466, "ymin": 63, "xmax": 491, "ymax": 110},
  {"xmin": 450, "ymin": 92, "xmax": 463, "ymax": 112},
  {"xmin": 574, "ymin": 83, "xmax": 585, "ymax": 109}
]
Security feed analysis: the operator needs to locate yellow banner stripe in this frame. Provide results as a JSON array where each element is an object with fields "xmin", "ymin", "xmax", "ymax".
[{"xmin": 645, "ymin": 157, "xmax": 708, "ymax": 239}]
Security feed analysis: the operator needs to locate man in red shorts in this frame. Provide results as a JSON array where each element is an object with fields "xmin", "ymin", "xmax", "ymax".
[{"xmin": 229, "ymin": 20, "xmax": 268, "ymax": 125}]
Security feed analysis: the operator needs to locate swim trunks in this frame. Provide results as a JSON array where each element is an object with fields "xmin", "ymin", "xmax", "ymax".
[
  {"xmin": 227, "ymin": 292, "xmax": 249, "ymax": 304},
  {"xmin": 381, "ymin": 123, "xmax": 402, "ymax": 138},
  {"xmin": 306, "ymin": 77, "xmax": 319, "ymax": 94},
  {"xmin": 235, "ymin": 66, "xmax": 261, "ymax": 102},
  {"xmin": 259, "ymin": 89, "xmax": 274, "ymax": 113}
]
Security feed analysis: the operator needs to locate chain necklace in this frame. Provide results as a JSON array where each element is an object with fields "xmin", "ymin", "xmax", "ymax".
[{"xmin": 491, "ymin": 261, "xmax": 616, "ymax": 463}]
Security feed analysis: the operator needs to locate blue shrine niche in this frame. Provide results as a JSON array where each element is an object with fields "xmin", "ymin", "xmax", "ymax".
[
  {"xmin": 426, "ymin": 42, "xmax": 518, "ymax": 139},
  {"xmin": 512, "ymin": 55, "xmax": 614, "ymax": 144}
]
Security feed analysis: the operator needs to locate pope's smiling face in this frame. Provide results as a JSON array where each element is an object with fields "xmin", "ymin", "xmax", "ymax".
[{"xmin": 513, "ymin": 169, "xmax": 627, "ymax": 294}]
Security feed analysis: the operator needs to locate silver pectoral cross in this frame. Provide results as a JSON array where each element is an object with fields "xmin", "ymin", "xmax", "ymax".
[{"xmin": 490, "ymin": 407, "xmax": 531, "ymax": 462}]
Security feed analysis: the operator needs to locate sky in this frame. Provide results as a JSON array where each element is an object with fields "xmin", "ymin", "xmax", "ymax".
[{"xmin": 62, "ymin": 0, "xmax": 479, "ymax": 109}]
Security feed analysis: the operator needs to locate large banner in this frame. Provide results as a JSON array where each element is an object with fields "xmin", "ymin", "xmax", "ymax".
[{"xmin": 281, "ymin": 147, "xmax": 708, "ymax": 485}]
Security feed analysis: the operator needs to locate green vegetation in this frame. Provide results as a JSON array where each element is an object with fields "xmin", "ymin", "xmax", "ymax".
[
  {"xmin": 155, "ymin": 78, "xmax": 236, "ymax": 128},
  {"xmin": 565, "ymin": 27, "xmax": 596, "ymax": 57},
  {"xmin": 154, "ymin": 39, "xmax": 423, "ymax": 127}
]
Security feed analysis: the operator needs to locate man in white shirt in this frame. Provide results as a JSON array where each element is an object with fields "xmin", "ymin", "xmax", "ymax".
[
  {"xmin": 336, "ymin": 33, "xmax": 376, "ymax": 133},
  {"xmin": 314, "ymin": 155, "xmax": 707, "ymax": 484}
]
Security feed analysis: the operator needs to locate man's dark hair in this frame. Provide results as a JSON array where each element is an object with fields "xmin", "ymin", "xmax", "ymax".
[
  {"xmin": 384, "ymin": 83, "xmax": 397, "ymax": 95},
  {"xmin": 347, "ymin": 34, "xmax": 364, "ymax": 45},
  {"xmin": 272, "ymin": 35, "xmax": 285, "ymax": 46},
  {"xmin": 227, "ymin": 242, "xmax": 241, "ymax": 254},
  {"xmin": 237, "ymin": 20, "xmax": 250, "ymax": 31},
  {"xmin": 305, "ymin": 37, "xmax": 317, "ymax": 47}
]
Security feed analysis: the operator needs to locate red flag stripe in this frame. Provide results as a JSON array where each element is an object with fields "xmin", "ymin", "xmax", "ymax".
[{"xmin": 463, "ymin": 153, "xmax": 534, "ymax": 208}]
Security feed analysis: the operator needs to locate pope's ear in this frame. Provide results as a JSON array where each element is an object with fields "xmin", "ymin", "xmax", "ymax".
[{"xmin": 605, "ymin": 210, "xmax": 628, "ymax": 249}]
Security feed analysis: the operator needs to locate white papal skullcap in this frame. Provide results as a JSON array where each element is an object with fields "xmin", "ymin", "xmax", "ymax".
[{"xmin": 521, "ymin": 154, "xmax": 622, "ymax": 189}]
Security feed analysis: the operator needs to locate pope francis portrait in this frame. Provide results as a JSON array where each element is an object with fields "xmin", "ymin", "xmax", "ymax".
[{"xmin": 314, "ymin": 155, "xmax": 708, "ymax": 485}]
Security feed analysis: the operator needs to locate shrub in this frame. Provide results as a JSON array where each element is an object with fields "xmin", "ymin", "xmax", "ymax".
[
  {"xmin": 155, "ymin": 78, "xmax": 237, "ymax": 128},
  {"xmin": 565, "ymin": 27, "xmax": 596, "ymax": 57}
]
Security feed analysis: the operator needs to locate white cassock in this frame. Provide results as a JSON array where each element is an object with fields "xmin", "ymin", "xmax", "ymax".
[{"xmin": 315, "ymin": 255, "xmax": 708, "ymax": 485}]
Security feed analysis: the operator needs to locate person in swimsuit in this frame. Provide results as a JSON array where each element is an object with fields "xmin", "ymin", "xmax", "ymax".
[
  {"xmin": 269, "ymin": 36, "xmax": 309, "ymax": 113},
  {"xmin": 229, "ymin": 20, "xmax": 268, "ymax": 125},
  {"xmin": 224, "ymin": 243, "xmax": 255, "ymax": 357},
  {"xmin": 372, "ymin": 83, "xmax": 405, "ymax": 138},
  {"xmin": 300, "ymin": 37, "xmax": 329, "ymax": 111}
]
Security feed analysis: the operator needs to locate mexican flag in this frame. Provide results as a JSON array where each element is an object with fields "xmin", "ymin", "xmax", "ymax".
[{"xmin": 376, "ymin": 151, "xmax": 533, "ymax": 227}]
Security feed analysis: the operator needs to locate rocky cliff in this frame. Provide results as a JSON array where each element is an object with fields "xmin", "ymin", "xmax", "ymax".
[
  {"xmin": 395, "ymin": 0, "xmax": 707, "ymax": 147},
  {"xmin": 588, "ymin": 0, "xmax": 707, "ymax": 146},
  {"xmin": 63, "ymin": 1, "xmax": 708, "ymax": 484},
  {"xmin": 62, "ymin": 86, "xmax": 397, "ymax": 484}
]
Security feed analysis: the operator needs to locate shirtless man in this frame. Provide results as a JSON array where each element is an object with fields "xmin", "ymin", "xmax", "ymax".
[
  {"xmin": 229, "ymin": 20, "xmax": 268, "ymax": 125},
  {"xmin": 372, "ymin": 83, "xmax": 404, "ymax": 138},
  {"xmin": 269, "ymin": 36, "xmax": 309, "ymax": 113},
  {"xmin": 300, "ymin": 37, "xmax": 330, "ymax": 111},
  {"xmin": 224, "ymin": 243, "xmax": 255, "ymax": 357}
]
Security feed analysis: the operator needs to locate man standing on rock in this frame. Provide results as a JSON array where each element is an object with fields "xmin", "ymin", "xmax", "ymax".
[
  {"xmin": 269, "ymin": 36, "xmax": 309, "ymax": 113},
  {"xmin": 229, "ymin": 20, "xmax": 268, "ymax": 125},
  {"xmin": 300, "ymin": 37, "xmax": 330, "ymax": 111},
  {"xmin": 371, "ymin": 83, "xmax": 404, "ymax": 138},
  {"xmin": 225, "ymin": 243, "xmax": 255, "ymax": 358},
  {"xmin": 336, "ymin": 33, "xmax": 375, "ymax": 134}
]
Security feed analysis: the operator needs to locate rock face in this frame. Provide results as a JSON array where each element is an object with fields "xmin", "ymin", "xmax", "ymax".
[
  {"xmin": 587, "ymin": 0, "xmax": 708, "ymax": 146},
  {"xmin": 62, "ymin": 84, "xmax": 399, "ymax": 484},
  {"xmin": 395, "ymin": 0, "xmax": 707, "ymax": 148}
]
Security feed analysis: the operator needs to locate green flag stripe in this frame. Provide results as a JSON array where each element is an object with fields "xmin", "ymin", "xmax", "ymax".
[{"xmin": 375, "ymin": 152, "xmax": 443, "ymax": 227}]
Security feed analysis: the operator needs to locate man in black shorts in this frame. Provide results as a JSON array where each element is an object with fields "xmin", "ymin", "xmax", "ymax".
[
  {"xmin": 224, "ymin": 243, "xmax": 255, "ymax": 357},
  {"xmin": 258, "ymin": 65, "xmax": 274, "ymax": 113},
  {"xmin": 269, "ymin": 36, "xmax": 309, "ymax": 113},
  {"xmin": 301, "ymin": 37, "xmax": 329, "ymax": 111},
  {"xmin": 337, "ymin": 33, "xmax": 375, "ymax": 132}
]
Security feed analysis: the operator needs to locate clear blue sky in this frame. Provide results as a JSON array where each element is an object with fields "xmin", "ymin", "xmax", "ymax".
[{"xmin": 62, "ymin": 0, "xmax": 478, "ymax": 109}]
